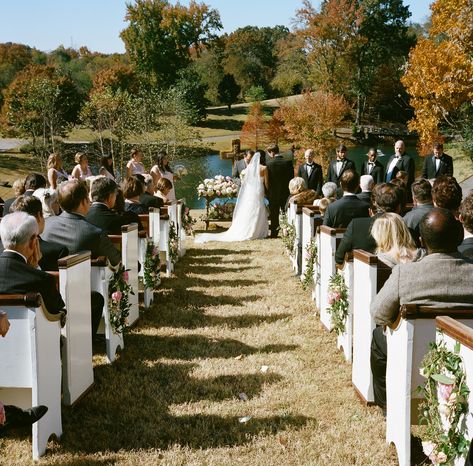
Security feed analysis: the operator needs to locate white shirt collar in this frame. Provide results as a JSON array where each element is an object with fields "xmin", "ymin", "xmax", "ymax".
[{"xmin": 4, "ymin": 249, "xmax": 28, "ymax": 263}]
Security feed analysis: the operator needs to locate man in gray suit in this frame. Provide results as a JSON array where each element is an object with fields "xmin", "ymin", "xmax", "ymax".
[
  {"xmin": 232, "ymin": 150, "xmax": 253, "ymax": 181},
  {"xmin": 370, "ymin": 208, "xmax": 473, "ymax": 410}
]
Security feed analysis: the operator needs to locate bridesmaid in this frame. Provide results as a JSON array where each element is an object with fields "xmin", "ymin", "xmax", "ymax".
[
  {"xmin": 47, "ymin": 153, "xmax": 69, "ymax": 189},
  {"xmin": 150, "ymin": 152, "xmax": 176, "ymax": 201},
  {"xmin": 99, "ymin": 155, "xmax": 116, "ymax": 181},
  {"xmin": 71, "ymin": 152, "xmax": 92, "ymax": 180},
  {"xmin": 126, "ymin": 148, "xmax": 146, "ymax": 177}
]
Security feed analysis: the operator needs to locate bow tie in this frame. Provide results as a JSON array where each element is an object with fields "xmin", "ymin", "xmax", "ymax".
[
  {"xmin": 368, "ymin": 162, "xmax": 374, "ymax": 166},
  {"xmin": 307, "ymin": 163, "xmax": 314, "ymax": 167},
  {"xmin": 336, "ymin": 159, "xmax": 344, "ymax": 163}
]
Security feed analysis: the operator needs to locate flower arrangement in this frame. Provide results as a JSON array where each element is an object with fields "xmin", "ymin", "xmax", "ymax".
[
  {"xmin": 143, "ymin": 238, "xmax": 160, "ymax": 290},
  {"xmin": 174, "ymin": 165, "xmax": 188, "ymax": 178},
  {"xmin": 197, "ymin": 175, "xmax": 239, "ymax": 199},
  {"xmin": 302, "ymin": 238, "xmax": 318, "ymax": 291},
  {"xmin": 182, "ymin": 206, "xmax": 196, "ymax": 235},
  {"xmin": 168, "ymin": 220, "xmax": 179, "ymax": 264},
  {"xmin": 326, "ymin": 273, "xmax": 349, "ymax": 335},
  {"xmin": 207, "ymin": 202, "xmax": 235, "ymax": 220},
  {"xmin": 279, "ymin": 213, "xmax": 296, "ymax": 256},
  {"xmin": 418, "ymin": 338, "xmax": 470, "ymax": 465},
  {"xmin": 108, "ymin": 264, "xmax": 134, "ymax": 334}
]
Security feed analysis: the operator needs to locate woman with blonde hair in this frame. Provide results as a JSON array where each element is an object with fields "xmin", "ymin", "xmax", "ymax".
[
  {"xmin": 370, "ymin": 212, "xmax": 424, "ymax": 267},
  {"xmin": 71, "ymin": 152, "xmax": 92, "ymax": 180},
  {"xmin": 47, "ymin": 153, "xmax": 69, "ymax": 188}
]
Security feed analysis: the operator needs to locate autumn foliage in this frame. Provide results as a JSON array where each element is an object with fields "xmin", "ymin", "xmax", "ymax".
[{"xmin": 240, "ymin": 102, "xmax": 269, "ymax": 150}]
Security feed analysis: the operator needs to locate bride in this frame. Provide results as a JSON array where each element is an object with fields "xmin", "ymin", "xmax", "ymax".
[{"xmin": 195, "ymin": 152, "xmax": 269, "ymax": 243}]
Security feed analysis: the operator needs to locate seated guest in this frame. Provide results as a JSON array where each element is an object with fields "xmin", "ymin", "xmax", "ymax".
[
  {"xmin": 155, "ymin": 178, "xmax": 173, "ymax": 205},
  {"xmin": 390, "ymin": 177, "xmax": 407, "ymax": 214},
  {"xmin": 2, "ymin": 178, "xmax": 25, "ymax": 216},
  {"xmin": 3, "ymin": 173, "xmax": 46, "ymax": 216},
  {"xmin": 371, "ymin": 213, "xmax": 424, "ymax": 268},
  {"xmin": 335, "ymin": 183, "xmax": 402, "ymax": 264},
  {"xmin": 432, "ymin": 175, "xmax": 462, "ymax": 215},
  {"xmin": 32, "ymin": 188, "xmax": 60, "ymax": 218},
  {"xmin": 86, "ymin": 177, "xmax": 130, "ymax": 235},
  {"xmin": 42, "ymin": 179, "xmax": 121, "ymax": 267},
  {"xmin": 122, "ymin": 177, "xmax": 148, "ymax": 215},
  {"xmin": 403, "ymin": 179, "xmax": 434, "ymax": 246},
  {"xmin": 370, "ymin": 208, "xmax": 472, "ymax": 410},
  {"xmin": 421, "ymin": 142, "xmax": 454, "ymax": 180},
  {"xmin": 114, "ymin": 189, "xmax": 144, "ymax": 231},
  {"xmin": 323, "ymin": 170, "xmax": 369, "ymax": 228},
  {"xmin": 140, "ymin": 174, "xmax": 163, "ymax": 210},
  {"xmin": 0, "ymin": 212, "xmax": 65, "ymax": 314},
  {"xmin": 9, "ymin": 196, "xmax": 68, "ymax": 271},
  {"xmin": 285, "ymin": 177, "xmax": 317, "ymax": 210},
  {"xmin": 297, "ymin": 149, "xmax": 323, "ymax": 196},
  {"xmin": 458, "ymin": 190, "xmax": 473, "ymax": 259},
  {"xmin": 313, "ymin": 182, "xmax": 337, "ymax": 207},
  {"xmin": 318, "ymin": 198, "xmax": 331, "ymax": 218},
  {"xmin": 357, "ymin": 175, "xmax": 374, "ymax": 205}
]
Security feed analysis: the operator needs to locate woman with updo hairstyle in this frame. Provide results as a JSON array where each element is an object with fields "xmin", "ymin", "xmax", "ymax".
[
  {"xmin": 122, "ymin": 176, "xmax": 147, "ymax": 214},
  {"xmin": 71, "ymin": 152, "xmax": 92, "ymax": 181},
  {"xmin": 47, "ymin": 153, "xmax": 69, "ymax": 188},
  {"xmin": 32, "ymin": 187, "xmax": 60, "ymax": 217},
  {"xmin": 126, "ymin": 148, "xmax": 146, "ymax": 178},
  {"xmin": 370, "ymin": 212, "xmax": 424, "ymax": 268},
  {"xmin": 150, "ymin": 151, "xmax": 176, "ymax": 201}
]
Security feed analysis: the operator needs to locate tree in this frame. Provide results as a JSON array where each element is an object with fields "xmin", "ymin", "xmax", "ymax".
[
  {"xmin": 402, "ymin": 0, "xmax": 473, "ymax": 153},
  {"xmin": 91, "ymin": 64, "xmax": 139, "ymax": 95},
  {"xmin": 244, "ymin": 86, "xmax": 266, "ymax": 103},
  {"xmin": 173, "ymin": 67, "xmax": 208, "ymax": 124},
  {"xmin": 217, "ymin": 73, "xmax": 240, "ymax": 110},
  {"xmin": 120, "ymin": 0, "xmax": 222, "ymax": 88},
  {"xmin": 240, "ymin": 102, "xmax": 269, "ymax": 150},
  {"xmin": 274, "ymin": 91, "xmax": 349, "ymax": 171}
]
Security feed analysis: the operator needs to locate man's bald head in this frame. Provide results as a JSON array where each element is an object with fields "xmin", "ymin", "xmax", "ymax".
[{"xmin": 419, "ymin": 208, "xmax": 464, "ymax": 253}]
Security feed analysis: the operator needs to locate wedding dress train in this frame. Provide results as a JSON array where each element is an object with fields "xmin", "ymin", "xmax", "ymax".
[{"xmin": 195, "ymin": 153, "xmax": 268, "ymax": 243}]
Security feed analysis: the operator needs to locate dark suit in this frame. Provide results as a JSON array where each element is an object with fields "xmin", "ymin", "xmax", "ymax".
[
  {"xmin": 356, "ymin": 191, "xmax": 372, "ymax": 205},
  {"xmin": 403, "ymin": 203, "xmax": 434, "ymax": 246},
  {"xmin": 459, "ymin": 237, "xmax": 473, "ymax": 260},
  {"xmin": 232, "ymin": 159, "xmax": 247, "ymax": 178},
  {"xmin": 86, "ymin": 203, "xmax": 130, "ymax": 235},
  {"xmin": 323, "ymin": 194, "xmax": 369, "ymax": 229},
  {"xmin": 42, "ymin": 211, "xmax": 121, "ymax": 266},
  {"xmin": 421, "ymin": 153, "xmax": 454, "ymax": 179},
  {"xmin": 335, "ymin": 214, "xmax": 381, "ymax": 264},
  {"xmin": 326, "ymin": 158, "xmax": 356, "ymax": 187},
  {"xmin": 298, "ymin": 163, "xmax": 323, "ymax": 196},
  {"xmin": 139, "ymin": 192, "xmax": 163, "ymax": 211},
  {"xmin": 125, "ymin": 202, "xmax": 148, "ymax": 215},
  {"xmin": 361, "ymin": 160, "xmax": 385, "ymax": 184},
  {"xmin": 0, "ymin": 251, "xmax": 65, "ymax": 314},
  {"xmin": 385, "ymin": 154, "xmax": 415, "ymax": 185},
  {"xmin": 267, "ymin": 155, "xmax": 294, "ymax": 237}
]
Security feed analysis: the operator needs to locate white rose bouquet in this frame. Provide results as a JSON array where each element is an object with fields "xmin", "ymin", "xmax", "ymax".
[
  {"xmin": 197, "ymin": 175, "xmax": 239, "ymax": 199},
  {"xmin": 174, "ymin": 165, "xmax": 188, "ymax": 178}
]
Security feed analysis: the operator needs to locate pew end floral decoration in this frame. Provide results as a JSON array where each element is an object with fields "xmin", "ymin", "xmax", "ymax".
[
  {"xmin": 182, "ymin": 206, "xmax": 196, "ymax": 235},
  {"xmin": 302, "ymin": 238, "xmax": 318, "ymax": 291},
  {"xmin": 108, "ymin": 264, "xmax": 134, "ymax": 334},
  {"xmin": 326, "ymin": 273, "xmax": 349, "ymax": 335},
  {"xmin": 143, "ymin": 238, "xmax": 160, "ymax": 290},
  {"xmin": 279, "ymin": 213, "xmax": 296, "ymax": 256},
  {"xmin": 168, "ymin": 220, "xmax": 179, "ymax": 265},
  {"xmin": 418, "ymin": 338, "xmax": 470, "ymax": 465}
]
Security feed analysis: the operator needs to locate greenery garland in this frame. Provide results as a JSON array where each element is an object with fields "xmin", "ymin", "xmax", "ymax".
[
  {"xmin": 279, "ymin": 213, "xmax": 296, "ymax": 256},
  {"xmin": 418, "ymin": 338, "xmax": 470, "ymax": 465},
  {"xmin": 168, "ymin": 220, "xmax": 179, "ymax": 264},
  {"xmin": 301, "ymin": 238, "xmax": 318, "ymax": 291},
  {"xmin": 143, "ymin": 238, "xmax": 160, "ymax": 290},
  {"xmin": 326, "ymin": 273, "xmax": 349, "ymax": 335},
  {"xmin": 108, "ymin": 264, "xmax": 134, "ymax": 334}
]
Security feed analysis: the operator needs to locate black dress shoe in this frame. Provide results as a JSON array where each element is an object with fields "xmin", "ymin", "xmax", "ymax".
[{"xmin": 4, "ymin": 405, "xmax": 48, "ymax": 428}]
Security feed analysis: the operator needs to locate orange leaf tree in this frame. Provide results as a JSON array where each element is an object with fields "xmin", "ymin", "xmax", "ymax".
[{"xmin": 240, "ymin": 102, "xmax": 269, "ymax": 150}]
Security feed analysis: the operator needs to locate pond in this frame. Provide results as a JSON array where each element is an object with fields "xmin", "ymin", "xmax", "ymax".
[{"xmin": 173, "ymin": 143, "xmax": 422, "ymax": 209}]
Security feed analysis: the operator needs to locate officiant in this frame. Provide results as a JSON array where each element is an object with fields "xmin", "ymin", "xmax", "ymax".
[
  {"xmin": 297, "ymin": 149, "xmax": 323, "ymax": 196},
  {"xmin": 232, "ymin": 150, "xmax": 254, "ymax": 184}
]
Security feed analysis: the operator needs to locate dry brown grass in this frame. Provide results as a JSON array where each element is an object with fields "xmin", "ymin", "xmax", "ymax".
[{"xmin": 1, "ymin": 226, "xmax": 400, "ymax": 465}]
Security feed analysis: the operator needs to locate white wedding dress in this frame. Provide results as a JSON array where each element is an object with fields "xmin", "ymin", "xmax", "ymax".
[{"xmin": 195, "ymin": 153, "xmax": 268, "ymax": 243}]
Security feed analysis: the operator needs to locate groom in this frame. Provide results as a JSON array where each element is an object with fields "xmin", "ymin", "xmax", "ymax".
[{"xmin": 266, "ymin": 144, "xmax": 294, "ymax": 238}]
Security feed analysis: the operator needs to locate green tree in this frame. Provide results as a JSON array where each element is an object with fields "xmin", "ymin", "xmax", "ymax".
[
  {"xmin": 173, "ymin": 67, "xmax": 208, "ymax": 124},
  {"xmin": 120, "ymin": 0, "xmax": 222, "ymax": 88},
  {"xmin": 217, "ymin": 73, "xmax": 240, "ymax": 110}
]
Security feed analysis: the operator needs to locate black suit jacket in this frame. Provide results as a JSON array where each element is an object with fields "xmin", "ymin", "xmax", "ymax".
[
  {"xmin": 326, "ymin": 158, "xmax": 356, "ymax": 187},
  {"xmin": 361, "ymin": 160, "xmax": 385, "ymax": 184},
  {"xmin": 42, "ymin": 211, "xmax": 121, "ymax": 266},
  {"xmin": 298, "ymin": 163, "xmax": 323, "ymax": 196},
  {"xmin": 385, "ymin": 154, "xmax": 415, "ymax": 185},
  {"xmin": 335, "ymin": 214, "xmax": 381, "ymax": 264},
  {"xmin": 139, "ymin": 192, "xmax": 164, "ymax": 210},
  {"xmin": 421, "ymin": 153, "xmax": 454, "ymax": 179},
  {"xmin": 459, "ymin": 237, "xmax": 473, "ymax": 260},
  {"xmin": 0, "ymin": 251, "xmax": 65, "ymax": 313},
  {"xmin": 266, "ymin": 155, "xmax": 293, "ymax": 204},
  {"xmin": 356, "ymin": 191, "xmax": 372, "ymax": 205},
  {"xmin": 323, "ymin": 194, "xmax": 369, "ymax": 228},
  {"xmin": 86, "ymin": 203, "xmax": 131, "ymax": 235},
  {"xmin": 403, "ymin": 203, "xmax": 434, "ymax": 246}
]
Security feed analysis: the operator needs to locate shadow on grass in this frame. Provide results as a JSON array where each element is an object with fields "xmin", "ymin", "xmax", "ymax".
[
  {"xmin": 186, "ymin": 248, "xmax": 255, "ymax": 257},
  {"xmin": 199, "ymin": 118, "xmax": 244, "ymax": 132}
]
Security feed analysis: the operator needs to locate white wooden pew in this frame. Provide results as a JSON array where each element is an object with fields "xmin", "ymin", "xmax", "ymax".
[
  {"xmin": 386, "ymin": 305, "xmax": 473, "ymax": 466},
  {"xmin": 318, "ymin": 226, "xmax": 346, "ymax": 330},
  {"xmin": 336, "ymin": 252, "xmax": 354, "ymax": 362},
  {"xmin": 0, "ymin": 293, "xmax": 63, "ymax": 460},
  {"xmin": 177, "ymin": 200, "xmax": 186, "ymax": 257},
  {"xmin": 288, "ymin": 202, "xmax": 303, "ymax": 275},
  {"xmin": 160, "ymin": 210, "xmax": 172, "ymax": 277},
  {"xmin": 58, "ymin": 252, "xmax": 94, "ymax": 406},
  {"xmin": 301, "ymin": 206, "xmax": 322, "ymax": 284},
  {"xmin": 91, "ymin": 257, "xmax": 123, "ymax": 364},
  {"xmin": 352, "ymin": 250, "xmax": 392, "ymax": 404}
]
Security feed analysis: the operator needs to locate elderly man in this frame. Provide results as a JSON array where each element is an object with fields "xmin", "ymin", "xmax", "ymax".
[
  {"xmin": 297, "ymin": 149, "xmax": 323, "ymax": 196},
  {"xmin": 370, "ymin": 208, "xmax": 473, "ymax": 409},
  {"xmin": 421, "ymin": 142, "xmax": 453, "ymax": 180},
  {"xmin": 385, "ymin": 140, "xmax": 415, "ymax": 200},
  {"xmin": 357, "ymin": 175, "xmax": 374, "ymax": 205}
]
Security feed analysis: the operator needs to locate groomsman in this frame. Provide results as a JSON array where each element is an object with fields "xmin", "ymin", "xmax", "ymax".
[
  {"xmin": 421, "ymin": 142, "xmax": 454, "ymax": 180},
  {"xmin": 326, "ymin": 144, "xmax": 356, "ymax": 187},
  {"xmin": 385, "ymin": 140, "xmax": 415, "ymax": 201},
  {"xmin": 297, "ymin": 149, "xmax": 323, "ymax": 196},
  {"xmin": 361, "ymin": 148, "xmax": 385, "ymax": 184}
]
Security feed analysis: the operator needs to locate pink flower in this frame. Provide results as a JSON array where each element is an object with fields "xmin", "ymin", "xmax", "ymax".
[
  {"xmin": 328, "ymin": 290, "xmax": 341, "ymax": 304},
  {"xmin": 185, "ymin": 207, "xmax": 189, "ymax": 214},
  {"xmin": 112, "ymin": 291, "xmax": 123, "ymax": 302},
  {"xmin": 153, "ymin": 247, "xmax": 159, "ymax": 256},
  {"xmin": 438, "ymin": 383, "xmax": 454, "ymax": 402},
  {"xmin": 0, "ymin": 401, "xmax": 5, "ymax": 426},
  {"xmin": 123, "ymin": 271, "xmax": 129, "ymax": 283}
]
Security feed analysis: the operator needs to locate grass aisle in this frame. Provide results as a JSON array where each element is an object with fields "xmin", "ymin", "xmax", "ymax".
[{"xmin": 2, "ymin": 237, "xmax": 398, "ymax": 465}]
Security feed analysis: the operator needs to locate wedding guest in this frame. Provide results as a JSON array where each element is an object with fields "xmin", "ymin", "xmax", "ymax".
[
  {"xmin": 421, "ymin": 142, "xmax": 454, "ymax": 179},
  {"xmin": 458, "ymin": 190, "xmax": 473, "ymax": 259},
  {"xmin": 122, "ymin": 177, "xmax": 148, "ymax": 215},
  {"xmin": 357, "ymin": 175, "xmax": 374, "ymax": 205},
  {"xmin": 390, "ymin": 177, "xmax": 407, "ymax": 214},
  {"xmin": 313, "ymin": 182, "xmax": 337, "ymax": 207},
  {"xmin": 47, "ymin": 153, "xmax": 69, "ymax": 189},
  {"xmin": 361, "ymin": 148, "xmax": 384, "ymax": 184},
  {"xmin": 113, "ymin": 189, "xmax": 144, "ymax": 231},
  {"xmin": 3, "ymin": 174, "xmax": 46, "ymax": 216},
  {"xmin": 432, "ymin": 175, "xmax": 462, "ymax": 215},
  {"xmin": 285, "ymin": 177, "xmax": 317, "ymax": 209},
  {"xmin": 99, "ymin": 155, "xmax": 116, "ymax": 181},
  {"xmin": 71, "ymin": 152, "xmax": 92, "ymax": 181},
  {"xmin": 33, "ymin": 188, "xmax": 60, "ymax": 218},
  {"xmin": 323, "ymin": 170, "xmax": 369, "ymax": 228},
  {"xmin": 318, "ymin": 198, "xmax": 331, "ymax": 218},
  {"xmin": 155, "ymin": 178, "xmax": 173, "ymax": 205},
  {"xmin": 150, "ymin": 152, "xmax": 176, "ymax": 201},
  {"xmin": 297, "ymin": 149, "xmax": 323, "ymax": 196},
  {"xmin": 140, "ymin": 174, "xmax": 163, "ymax": 210},
  {"xmin": 3, "ymin": 178, "xmax": 26, "ymax": 216},
  {"xmin": 126, "ymin": 148, "xmax": 146, "ymax": 178}
]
